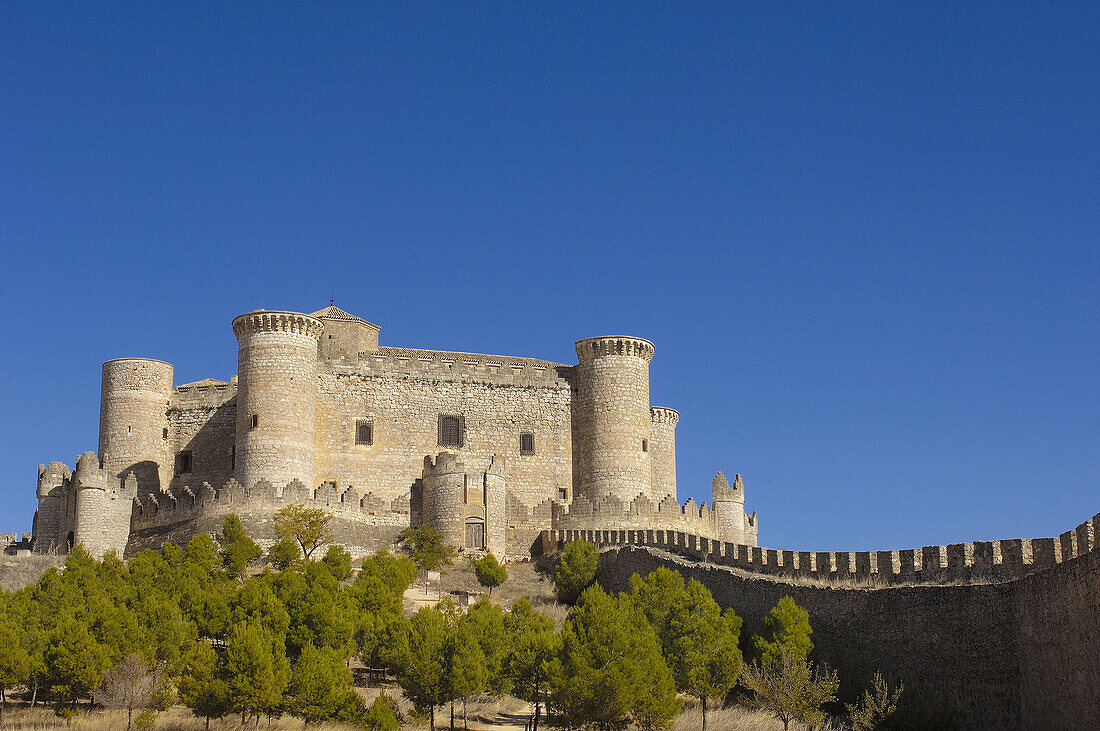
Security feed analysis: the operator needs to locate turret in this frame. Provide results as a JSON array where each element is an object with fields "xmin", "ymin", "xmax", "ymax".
[
  {"xmin": 712, "ymin": 472, "xmax": 747, "ymax": 545},
  {"xmin": 573, "ymin": 336, "xmax": 655, "ymax": 503},
  {"xmin": 34, "ymin": 461, "xmax": 71, "ymax": 553},
  {"xmin": 73, "ymin": 451, "xmax": 131, "ymax": 558},
  {"xmin": 99, "ymin": 358, "xmax": 174, "ymax": 497},
  {"xmin": 422, "ymin": 452, "xmax": 507, "ymax": 555},
  {"xmin": 485, "ymin": 455, "xmax": 507, "ymax": 557},
  {"xmin": 232, "ymin": 310, "xmax": 324, "ymax": 491},
  {"xmin": 649, "ymin": 407, "xmax": 679, "ymax": 501},
  {"xmin": 421, "ymin": 452, "xmax": 467, "ymax": 549}
]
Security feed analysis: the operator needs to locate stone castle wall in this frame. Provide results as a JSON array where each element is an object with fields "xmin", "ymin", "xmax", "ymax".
[
  {"xmin": 592, "ymin": 514, "xmax": 1100, "ymax": 730},
  {"xmin": 168, "ymin": 382, "xmax": 237, "ymax": 495},
  {"xmin": 547, "ymin": 508, "xmax": 1097, "ymax": 584},
  {"xmin": 312, "ymin": 350, "xmax": 573, "ymax": 518}
]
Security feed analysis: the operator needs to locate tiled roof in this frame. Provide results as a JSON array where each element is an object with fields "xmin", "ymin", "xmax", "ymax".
[
  {"xmin": 310, "ymin": 305, "xmax": 378, "ymax": 329},
  {"xmin": 176, "ymin": 378, "xmax": 229, "ymax": 388}
]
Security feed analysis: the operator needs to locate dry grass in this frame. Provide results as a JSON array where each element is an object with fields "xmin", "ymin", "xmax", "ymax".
[
  {"xmin": 672, "ymin": 697, "xmax": 843, "ymax": 731},
  {"xmin": 0, "ymin": 703, "xmax": 360, "ymax": 729}
]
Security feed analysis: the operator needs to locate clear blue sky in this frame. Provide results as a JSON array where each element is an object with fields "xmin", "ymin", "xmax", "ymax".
[{"xmin": 1, "ymin": 3, "xmax": 1097, "ymax": 551}]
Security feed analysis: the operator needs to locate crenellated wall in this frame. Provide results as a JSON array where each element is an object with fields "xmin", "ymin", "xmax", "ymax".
[
  {"xmin": 592, "ymin": 516, "xmax": 1100, "ymax": 730},
  {"xmin": 546, "ymin": 509, "xmax": 1099, "ymax": 585}
]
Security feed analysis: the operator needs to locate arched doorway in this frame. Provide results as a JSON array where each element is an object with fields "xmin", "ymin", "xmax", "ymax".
[{"xmin": 66, "ymin": 531, "xmax": 75, "ymax": 552}]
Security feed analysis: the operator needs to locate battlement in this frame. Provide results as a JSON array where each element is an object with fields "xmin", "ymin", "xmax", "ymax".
[
  {"xmin": 575, "ymin": 336, "xmax": 655, "ymax": 362},
  {"xmin": 553, "ymin": 490, "xmax": 725, "ymax": 541},
  {"xmin": 338, "ymin": 347, "xmax": 573, "ymax": 388},
  {"xmin": 544, "ymin": 510, "xmax": 1100, "ymax": 585},
  {"xmin": 423, "ymin": 451, "xmax": 465, "ymax": 476},
  {"xmin": 131, "ymin": 476, "xmax": 413, "ymax": 531},
  {"xmin": 712, "ymin": 472, "xmax": 744, "ymax": 502},
  {"xmin": 650, "ymin": 406, "xmax": 679, "ymax": 425},
  {"xmin": 231, "ymin": 310, "xmax": 325, "ymax": 340}
]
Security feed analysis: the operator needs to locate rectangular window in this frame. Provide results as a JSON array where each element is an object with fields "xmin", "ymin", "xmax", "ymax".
[
  {"xmin": 520, "ymin": 432, "xmax": 535, "ymax": 455},
  {"xmin": 559, "ymin": 488, "xmax": 568, "ymax": 501},
  {"xmin": 250, "ymin": 414, "xmax": 258, "ymax": 430},
  {"xmin": 230, "ymin": 445, "xmax": 235, "ymax": 471},
  {"xmin": 175, "ymin": 450, "xmax": 193, "ymax": 475},
  {"xmin": 438, "ymin": 414, "xmax": 464, "ymax": 448},
  {"xmin": 355, "ymin": 419, "xmax": 374, "ymax": 446},
  {"xmin": 162, "ymin": 427, "xmax": 168, "ymax": 440}
]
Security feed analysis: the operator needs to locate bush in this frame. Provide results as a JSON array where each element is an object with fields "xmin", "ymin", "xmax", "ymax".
[{"xmin": 364, "ymin": 694, "xmax": 400, "ymax": 731}]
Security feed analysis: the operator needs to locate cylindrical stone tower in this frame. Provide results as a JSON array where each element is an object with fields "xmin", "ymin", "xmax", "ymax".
[
  {"xmin": 232, "ymin": 310, "xmax": 324, "ymax": 490},
  {"xmin": 485, "ymin": 455, "xmax": 507, "ymax": 558},
  {"xmin": 712, "ymin": 472, "xmax": 746, "ymax": 545},
  {"xmin": 573, "ymin": 336, "xmax": 655, "ymax": 503},
  {"xmin": 99, "ymin": 358, "xmax": 174, "ymax": 497},
  {"xmin": 73, "ymin": 451, "xmax": 131, "ymax": 559},
  {"xmin": 648, "ymin": 407, "xmax": 679, "ymax": 502},
  {"xmin": 34, "ymin": 462, "xmax": 71, "ymax": 553},
  {"xmin": 422, "ymin": 452, "xmax": 466, "ymax": 548}
]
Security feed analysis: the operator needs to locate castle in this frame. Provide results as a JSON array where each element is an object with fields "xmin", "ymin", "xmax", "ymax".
[{"xmin": 30, "ymin": 305, "xmax": 756, "ymax": 559}]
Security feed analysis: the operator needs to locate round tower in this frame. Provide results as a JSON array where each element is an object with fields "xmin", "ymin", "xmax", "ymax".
[
  {"xmin": 34, "ymin": 462, "xmax": 71, "ymax": 553},
  {"xmin": 99, "ymin": 358, "xmax": 174, "ymax": 497},
  {"xmin": 648, "ymin": 407, "xmax": 679, "ymax": 501},
  {"xmin": 421, "ymin": 452, "xmax": 466, "ymax": 548},
  {"xmin": 712, "ymin": 472, "xmax": 746, "ymax": 545},
  {"xmin": 232, "ymin": 310, "xmax": 324, "ymax": 491},
  {"xmin": 485, "ymin": 455, "xmax": 507, "ymax": 558},
  {"xmin": 73, "ymin": 451, "xmax": 131, "ymax": 558},
  {"xmin": 573, "ymin": 336, "xmax": 655, "ymax": 503}
]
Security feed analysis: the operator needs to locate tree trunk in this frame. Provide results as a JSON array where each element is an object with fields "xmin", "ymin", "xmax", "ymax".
[
  {"xmin": 463, "ymin": 698, "xmax": 468, "ymax": 731},
  {"xmin": 430, "ymin": 704, "xmax": 435, "ymax": 731},
  {"xmin": 701, "ymin": 695, "xmax": 706, "ymax": 731},
  {"xmin": 533, "ymin": 681, "xmax": 540, "ymax": 731},
  {"xmin": 127, "ymin": 704, "xmax": 133, "ymax": 731},
  {"xmin": 450, "ymin": 700, "xmax": 455, "ymax": 729},
  {"xmin": 31, "ymin": 677, "xmax": 37, "ymax": 707}
]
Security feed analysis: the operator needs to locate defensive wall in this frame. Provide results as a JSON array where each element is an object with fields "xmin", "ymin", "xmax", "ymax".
[{"xmin": 559, "ymin": 511, "xmax": 1100, "ymax": 730}]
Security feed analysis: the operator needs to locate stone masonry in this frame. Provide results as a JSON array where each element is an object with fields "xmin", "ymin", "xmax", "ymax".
[{"xmin": 30, "ymin": 305, "xmax": 757, "ymax": 558}]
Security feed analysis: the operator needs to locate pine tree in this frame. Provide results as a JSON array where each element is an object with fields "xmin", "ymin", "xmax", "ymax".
[
  {"xmin": 473, "ymin": 553, "xmax": 508, "ymax": 596},
  {"xmin": 553, "ymin": 541, "xmax": 598, "ymax": 605},
  {"xmin": 0, "ymin": 607, "xmax": 30, "ymax": 727},
  {"xmin": 550, "ymin": 586, "xmax": 681, "ymax": 729},
  {"xmin": 754, "ymin": 596, "xmax": 813, "ymax": 665},
  {"xmin": 267, "ymin": 537, "xmax": 301, "ymax": 570},
  {"xmin": 219, "ymin": 514, "xmax": 262, "ymax": 581},
  {"xmin": 288, "ymin": 643, "xmax": 354, "ymax": 725},
  {"xmin": 444, "ymin": 625, "xmax": 488, "ymax": 731},
  {"xmin": 224, "ymin": 622, "xmax": 289, "ymax": 725},
  {"xmin": 176, "ymin": 641, "xmax": 230, "ymax": 730},
  {"xmin": 392, "ymin": 606, "xmax": 447, "ymax": 731},
  {"xmin": 662, "ymin": 580, "xmax": 743, "ymax": 731},
  {"xmin": 505, "ymin": 599, "xmax": 560, "ymax": 731}
]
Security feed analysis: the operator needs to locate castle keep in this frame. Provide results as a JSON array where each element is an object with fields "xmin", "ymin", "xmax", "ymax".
[{"xmin": 32, "ymin": 305, "xmax": 757, "ymax": 558}]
